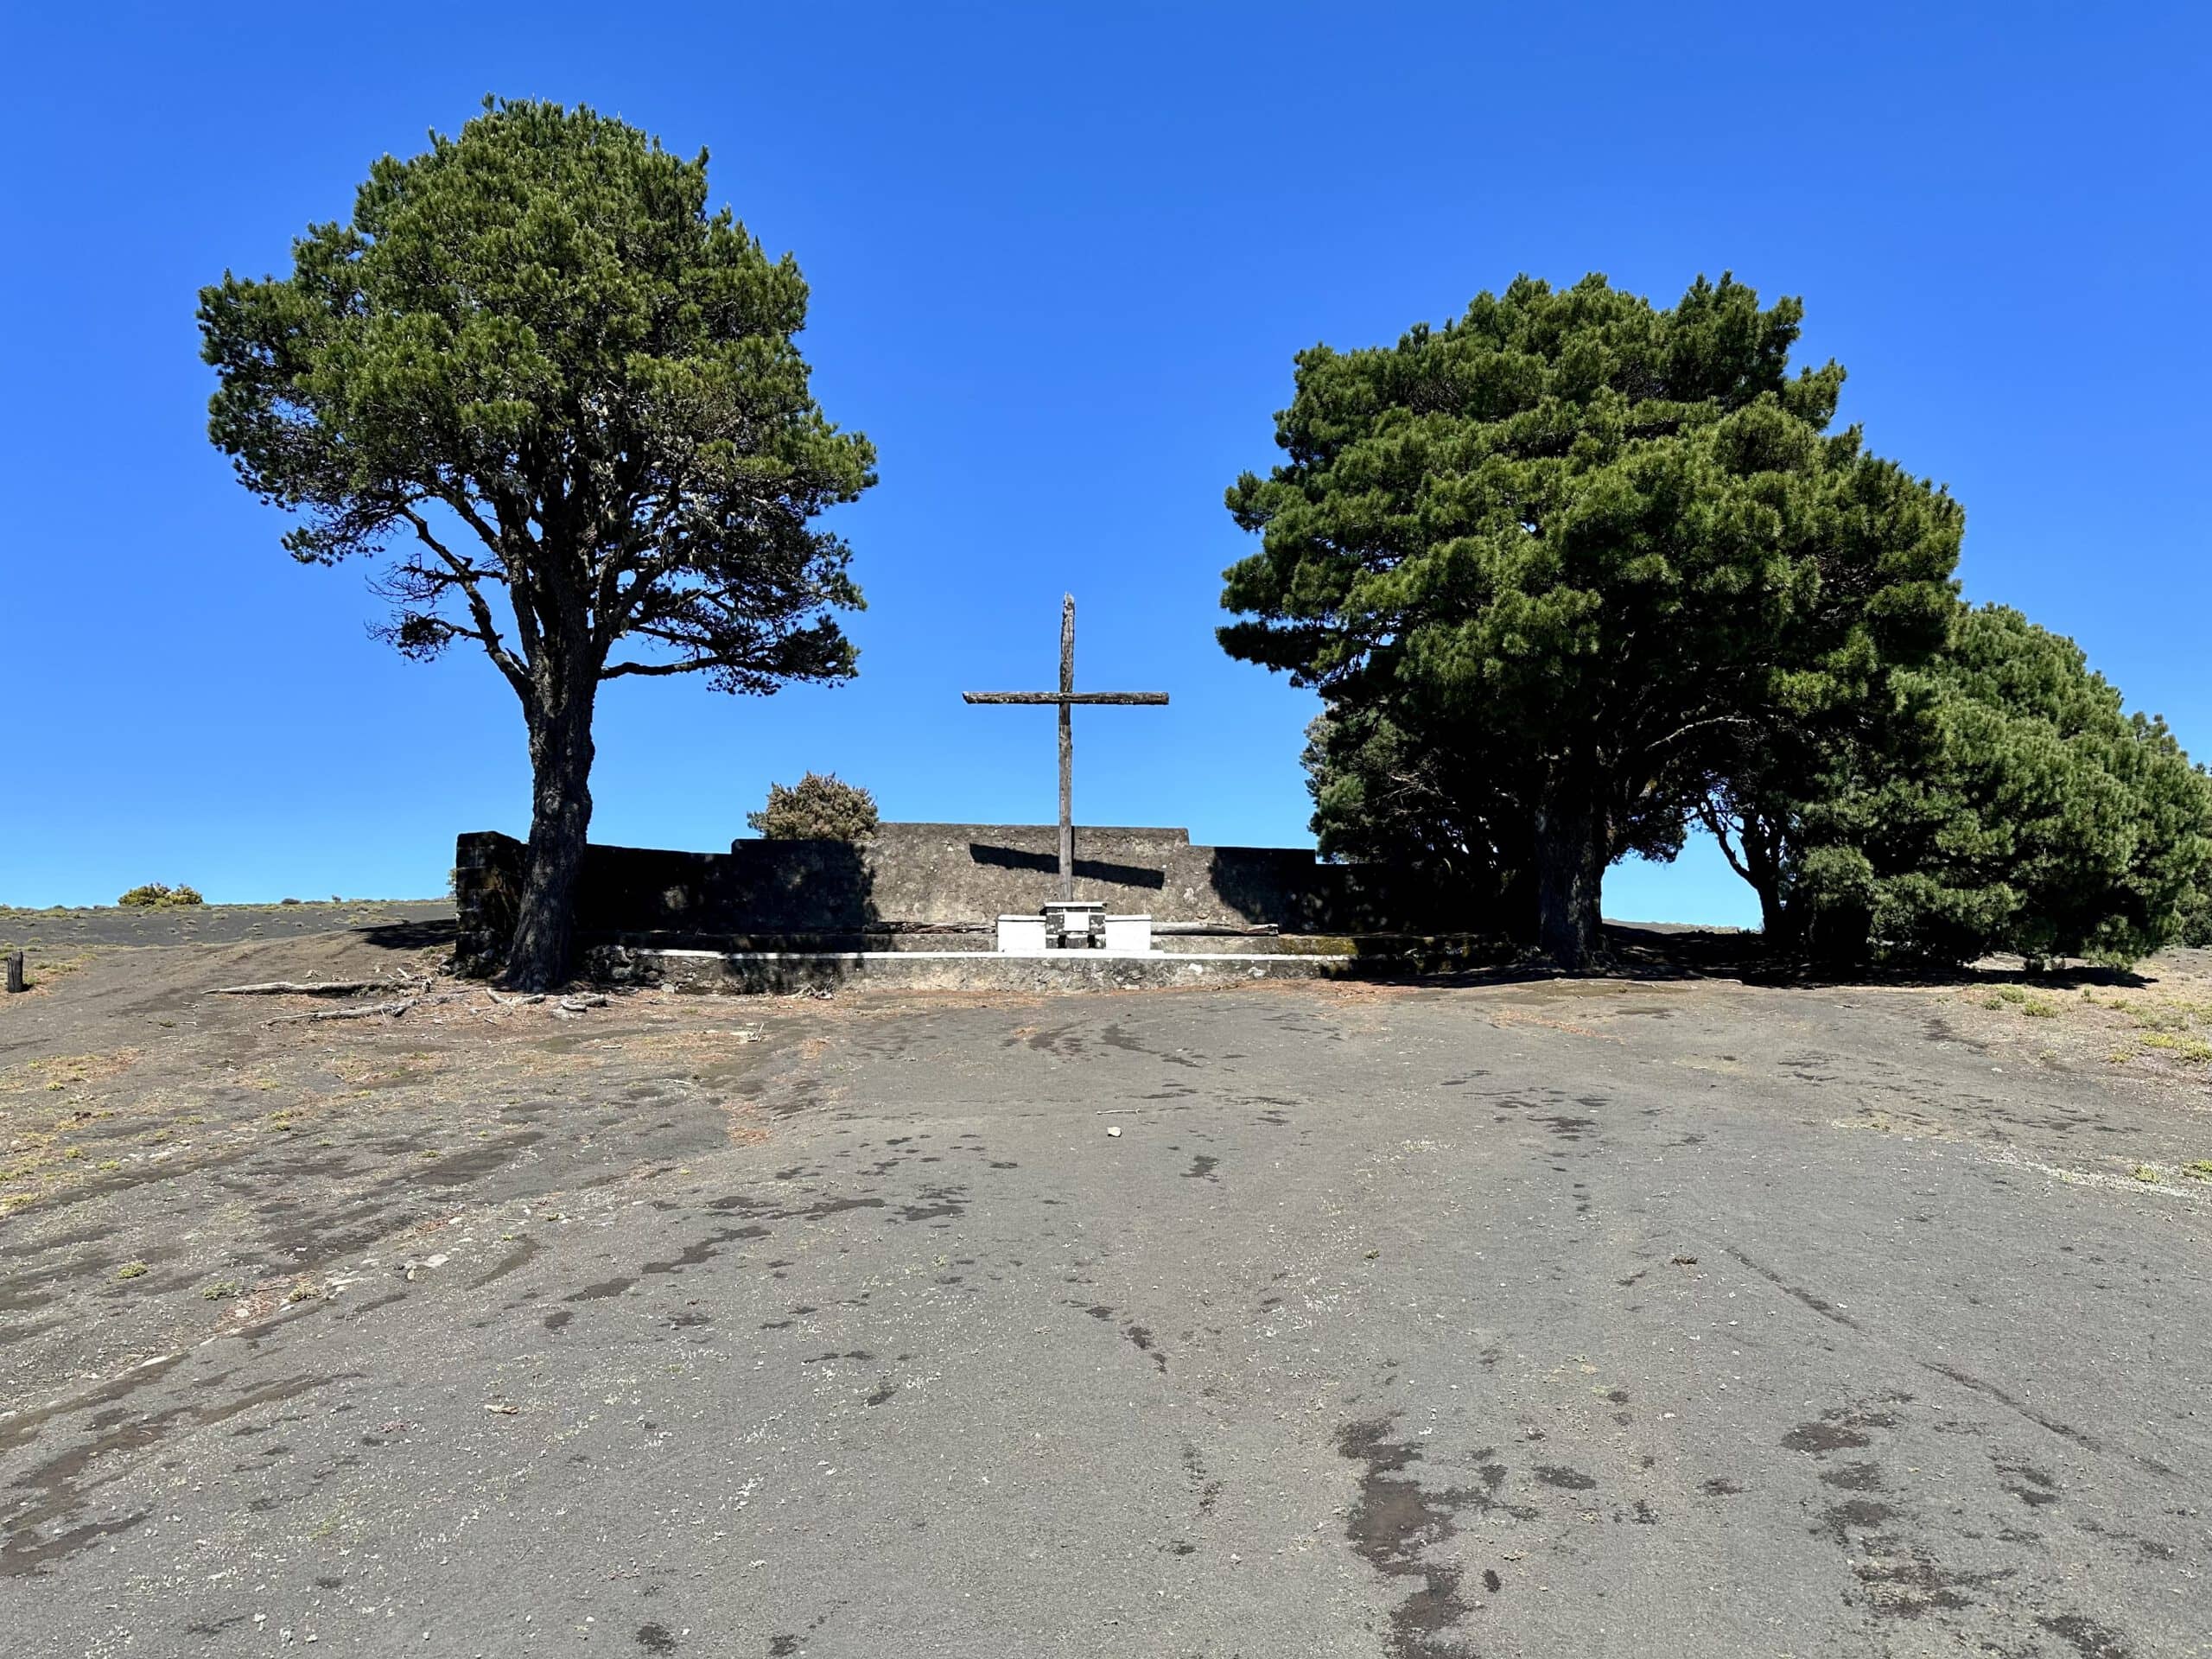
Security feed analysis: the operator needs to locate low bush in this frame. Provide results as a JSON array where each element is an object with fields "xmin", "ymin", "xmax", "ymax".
[
  {"xmin": 117, "ymin": 883, "xmax": 204, "ymax": 908},
  {"xmin": 747, "ymin": 772, "xmax": 880, "ymax": 841}
]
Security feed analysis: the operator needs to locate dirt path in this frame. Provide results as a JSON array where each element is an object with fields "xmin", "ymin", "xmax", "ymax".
[{"xmin": 3, "ymin": 919, "xmax": 2208, "ymax": 1656}]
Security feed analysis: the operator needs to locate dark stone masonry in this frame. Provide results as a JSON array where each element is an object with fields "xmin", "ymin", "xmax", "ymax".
[{"xmin": 454, "ymin": 823, "xmax": 1478, "ymax": 976}]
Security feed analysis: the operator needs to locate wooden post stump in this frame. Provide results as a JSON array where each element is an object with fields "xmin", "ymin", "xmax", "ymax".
[{"xmin": 5, "ymin": 951, "xmax": 23, "ymax": 994}]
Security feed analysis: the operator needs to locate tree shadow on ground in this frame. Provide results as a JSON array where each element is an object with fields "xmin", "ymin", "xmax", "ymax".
[
  {"xmin": 1350, "ymin": 924, "xmax": 2155, "ymax": 992},
  {"xmin": 1602, "ymin": 924, "xmax": 2154, "ymax": 992},
  {"xmin": 358, "ymin": 918, "xmax": 460, "ymax": 951}
]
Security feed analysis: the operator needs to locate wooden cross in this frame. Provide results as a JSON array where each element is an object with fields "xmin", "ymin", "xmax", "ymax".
[{"xmin": 963, "ymin": 594, "xmax": 1169, "ymax": 902}]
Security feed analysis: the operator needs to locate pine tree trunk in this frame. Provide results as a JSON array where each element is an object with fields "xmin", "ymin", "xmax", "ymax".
[
  {"xmin": 1758, "ymin": 885, "xmax": 1790, "ymax": 942},
  {"xmin": 1741, "ymin": 813, "xmax": 1796, "ymax": 946},
  {"xmin": 500, "ymin": 684, "xmax": 597, "ymax": 992},
  {"xmin": 1534, "ymin": 783, "xmax": 1606, "ymax": 971}
]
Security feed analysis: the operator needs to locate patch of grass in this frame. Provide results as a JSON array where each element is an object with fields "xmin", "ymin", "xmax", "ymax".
[
  {"xmin": 2129, "ymin": 1006, "xmax": 2194, "ymax": 1032},
  {"xmin": 116, "ymin": 1260, "xmax": 149, "ymax": 1279},
  {"xmin": 1994, "ymin": 986, "xmax": 2029, "ymax": 1005},
  {"xmin": 2133, "ymin": 1165, "xmax": 2162, "ymax": 1183},
  {"xmin": 0, "ymin": 1050, "xmax": 142, "ymax": 1095},
  {"xmin": 0, "ymin": 951, "xmax": 92, "ymax": 989},
  {"xmin": 96, "ymin": 1158, "xmax": 120, "ymax": 1172},
  {"xmin": 203, "ymin": 1281, "xmax": 240, "ymax": 1301},
  {"xmin": 2183, "ymin": 1160, "xmax": 2212, "ymax": 1182},
  {"xmin": 2141, "ymin": 1033, "xmax": 2212, "ymax": 1063},
  {"xmin": 2019, "ymin": 997, "xmax": 2059, "ymax": 1018}
]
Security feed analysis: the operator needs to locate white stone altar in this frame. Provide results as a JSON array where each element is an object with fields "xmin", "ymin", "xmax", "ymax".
[{"xmin": 996, "ymin": 907, "xmax": 1155, "ymax": 955}]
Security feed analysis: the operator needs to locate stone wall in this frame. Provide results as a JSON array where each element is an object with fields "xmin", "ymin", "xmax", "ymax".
[{"xmin": 454, "ymin": 823, "xmax": 1478, "ymax": 975}]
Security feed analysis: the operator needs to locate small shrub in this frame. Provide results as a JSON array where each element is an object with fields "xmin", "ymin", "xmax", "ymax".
[
  {"xmin": 1994, "ymin": 986, "xmax": 2028, "ymax": 1006},
  {"xmin": 2183, "ymin": 1160, "xmax": 2212, "ymax": 1182},
  {"xmin": 116, "ymin": 1260, "xmax": 149, "ymax": 1280},
  {"xmin": 2142, "ymin": 1033, "xmax": 2212, "ymax": 1063},
  {"xmin": 2129, "ymin": 1005, "xmax": 2192, "ymax": 1031},
  {"xmin": 203, "ymin": 1281, "xmax": 240, "ymax": 1301},
  {"xmin": 747, "ymin": 772, "xmax": 880, "ymax": 842},
  {"xmin": 117, "ymin": 883, "xmax": 205, "ymax": 909},
  {"xmin": 2019, "ymin": 997, "xmax": 2058, "ymax": 1018},
  {"xmin": 2133, "ymin": 1165, "xmax": 2161, "ymax": 1183},
  {"xmin": 2179, "ymin": 887, "xmax": 2212, "ymax": 949},
  {"xmin": 280, "ymin": 896, "xmax": 301, "ymax": 906}
]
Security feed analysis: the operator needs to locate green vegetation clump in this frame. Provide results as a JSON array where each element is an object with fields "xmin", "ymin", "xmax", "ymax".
[
  {"xmin": 115, "ymin": 1260, "xmax": 149, "ymax": 1280},
  {"xmin": 1221, "ymin": 276, "xmax": 2209, "ymax": 972},
  {"xmin": 1220, "ymin": 273, "xmax": 1961, "ymax": 969},
  {"xmin": 2178, "ymin": 886, "xmax": 2212, "ymax": 949},
  {"xmin": 117, "ymin": 883, "xmax": 204, "ymax": 908},
  {"xmin": 1778, "ymin": 608, "xmax": 2212, "ymax": 969},
  {"xmin": 748, "ymin": 772, "xmax": 880, "ymax": 842}
]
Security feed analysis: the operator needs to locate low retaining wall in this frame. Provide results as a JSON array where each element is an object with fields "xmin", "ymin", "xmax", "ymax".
[
  {"xmin": 455, "ymin": 823, "xmax": 1487, "ymax": 976},
  {"xmin": 586, "ymin": 944, "xmax": 1363, "ymax": 995}
]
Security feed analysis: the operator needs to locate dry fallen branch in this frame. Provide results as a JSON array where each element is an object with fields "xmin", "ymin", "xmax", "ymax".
[
  {"xmin": 264, "ymin": 990, "xmax": 477, "ymax": 1026},
  {"xmin": 209, "ymin": 978, "xmax": 409, "ymax": 997}
]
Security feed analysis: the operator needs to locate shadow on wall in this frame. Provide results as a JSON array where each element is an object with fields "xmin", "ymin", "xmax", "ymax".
[
  {"xmin": 967, "ymin": 842, "xmax": 1168, "ymax": 889},
  {"xmin": 1206, "ymin": 847, "xmax": 1331, "ymax": 929},
  {"xmin": 454, "ymin": 831, "xmax": 880, "ymax": 976},
  {"xmin": 717, "ymin": 838, "xmax": 879, "ymax": 932}
]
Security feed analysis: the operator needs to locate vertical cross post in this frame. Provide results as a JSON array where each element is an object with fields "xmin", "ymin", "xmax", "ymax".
[{"xmin": 1058, "ymin": 595, "xmax": 1075, "ymax": 901}]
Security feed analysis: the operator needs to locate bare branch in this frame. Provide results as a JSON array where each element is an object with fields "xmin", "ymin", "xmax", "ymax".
[
  {"xmin": 603, "ymin": 657, "xmax": 717, "ymax": 679},
  {"xmin": 397, "ymin": 505, "xmax": 532, "ymax": 702},
  {"xmin": 1695, "ymin": 798, "xmax": 1754, "ymax": 884},
  {"xmin": 1643, "ymin": 714, "xmax": 1757, "ymax": 755}
]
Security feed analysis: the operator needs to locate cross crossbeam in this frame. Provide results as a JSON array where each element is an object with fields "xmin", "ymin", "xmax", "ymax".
[
  {"xmin": 963, "ymin": 692, "xmax": 1170, "ymax": 705},
  {"xmin": 963, "ymin": 594, "xmax": 1169, "ymax": 901}
]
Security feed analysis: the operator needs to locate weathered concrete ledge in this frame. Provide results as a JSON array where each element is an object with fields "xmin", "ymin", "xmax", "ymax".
[{"xmin": 587, "ymin": 945, "xmax": 1368, "ymax": 995}]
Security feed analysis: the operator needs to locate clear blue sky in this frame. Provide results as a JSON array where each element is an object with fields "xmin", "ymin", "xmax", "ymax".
[{"xmin": 3, "ymin": 3, "xmax": 2205, "ymax": 919}]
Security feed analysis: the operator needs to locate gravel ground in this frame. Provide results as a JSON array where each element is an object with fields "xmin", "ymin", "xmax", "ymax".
[{"xmin": 1, "ymin": 912, "xmax": 2208, "ymax": 1656}]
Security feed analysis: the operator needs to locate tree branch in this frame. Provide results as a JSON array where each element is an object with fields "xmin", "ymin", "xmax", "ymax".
[
  {"xmin": 602, "ymin": 657, "xmax": 717, "ymax": 679},
  {"xmin": 397, "ymin": 505, "xmax": 532, "ymax": 702},
  {"xmin": 1696, "ymin": 798, "xmax": 1755, "ymax": 884}
]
